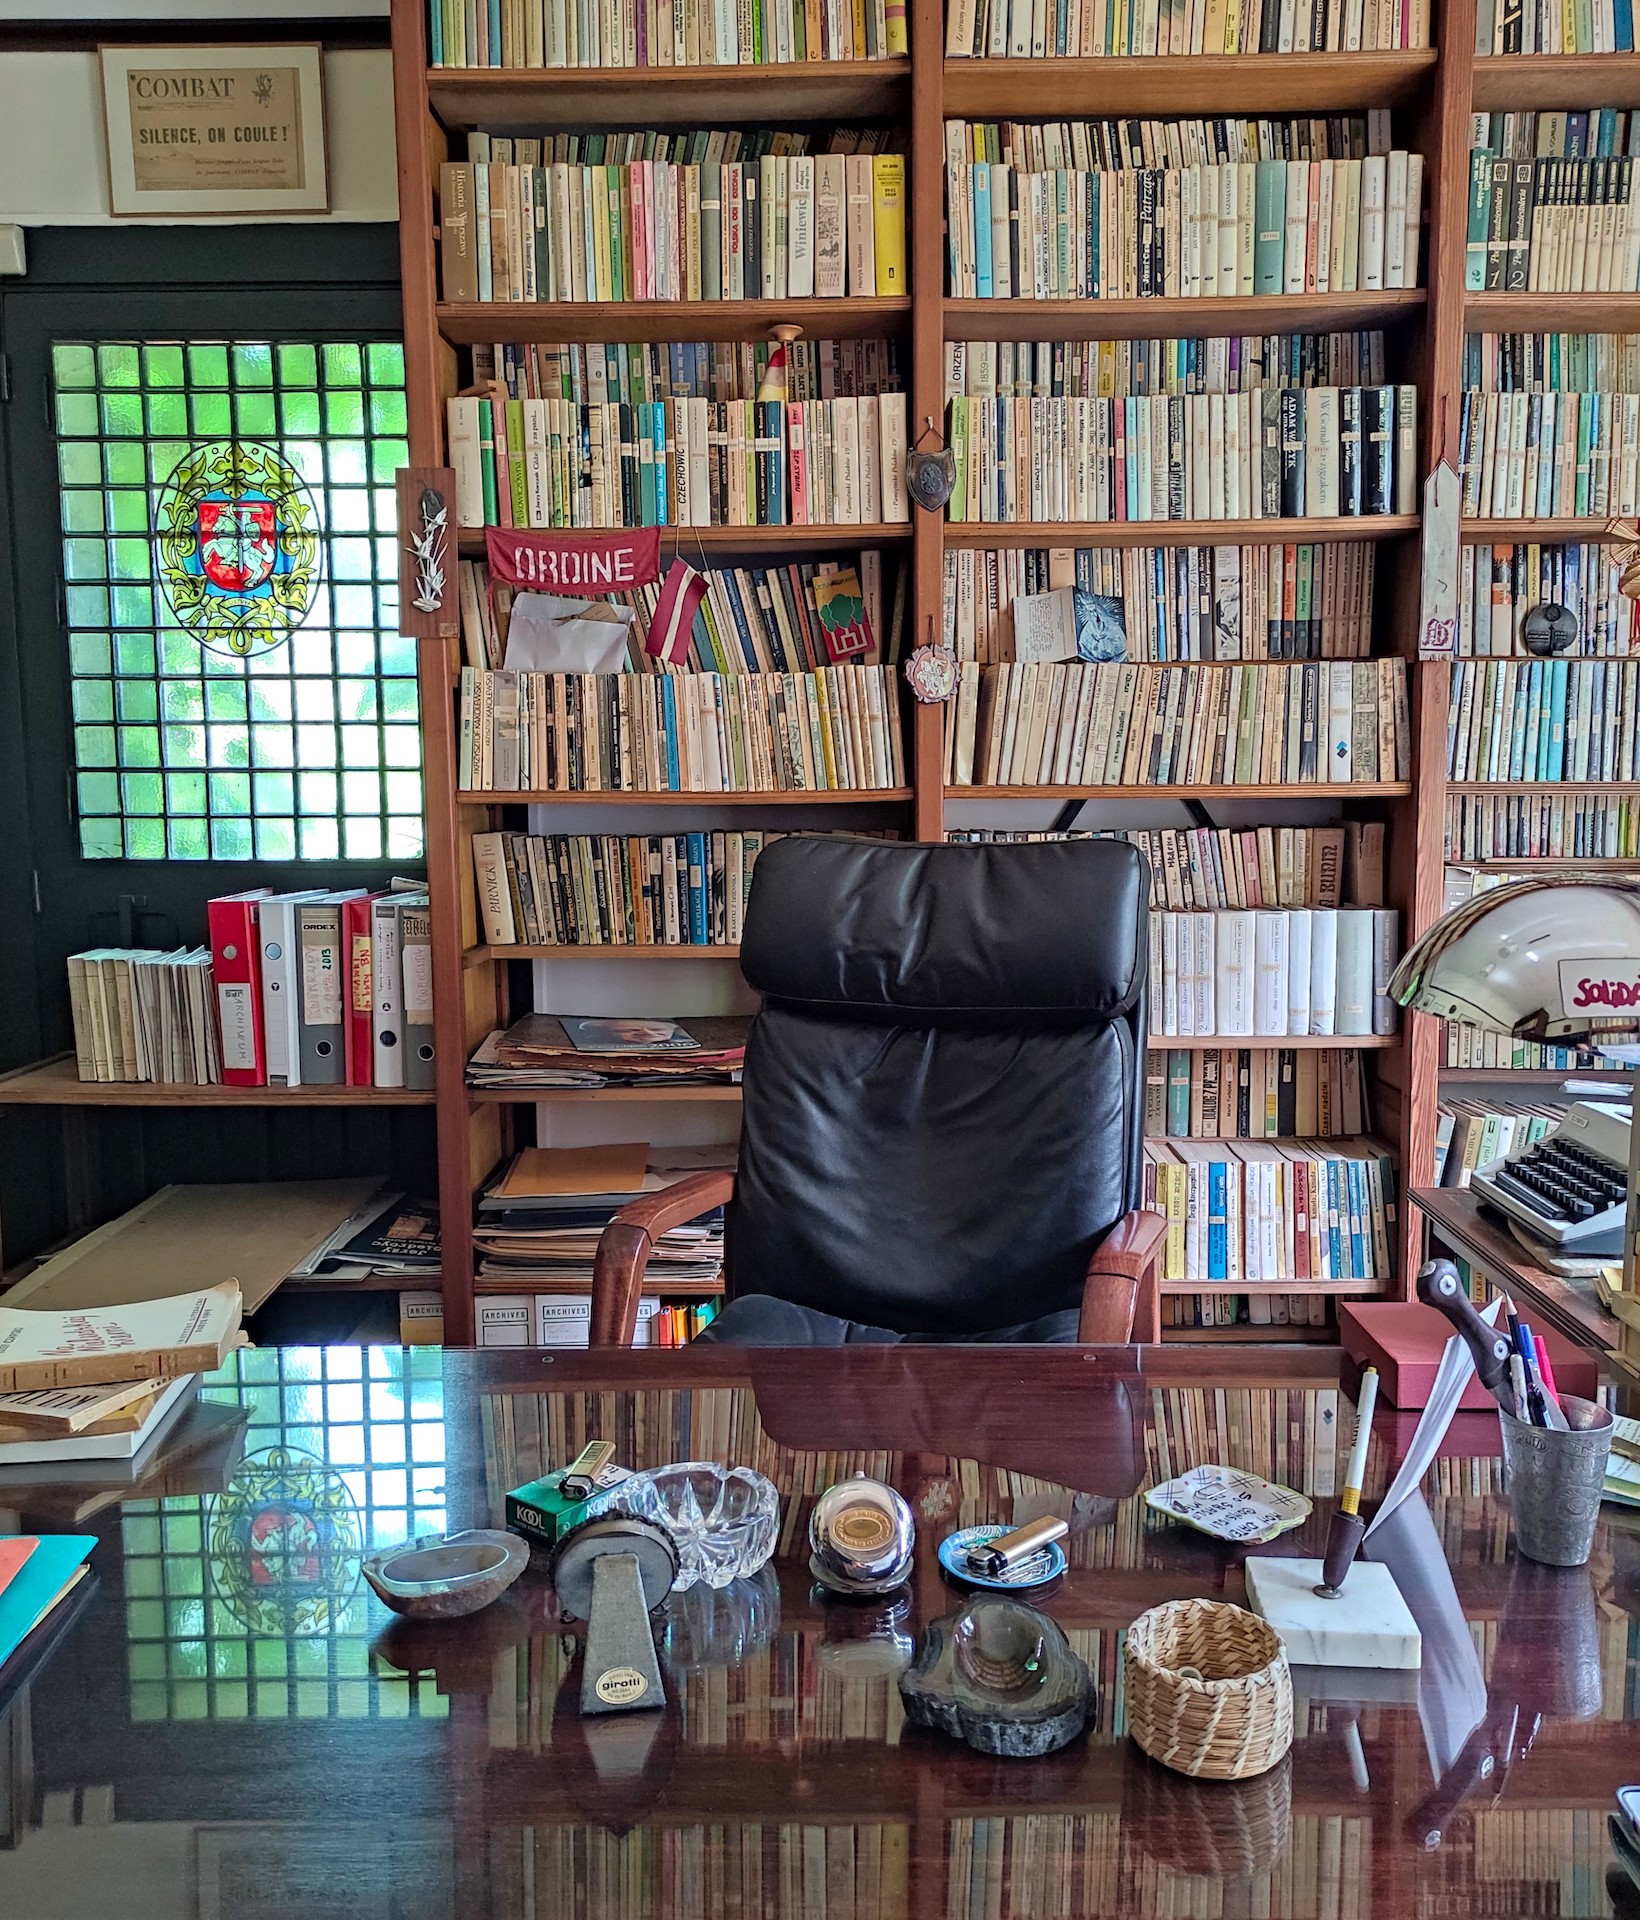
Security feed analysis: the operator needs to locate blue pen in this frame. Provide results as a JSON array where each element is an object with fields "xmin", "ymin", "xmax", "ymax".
[{"xmin": 1516, "ymin": 1318, "xmax": 1549, "ymax": 1429}]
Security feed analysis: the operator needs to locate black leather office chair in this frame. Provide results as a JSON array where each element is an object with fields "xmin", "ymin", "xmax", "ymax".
[{"xmin": 591, "ymin": 835, "xmax": 1164, "ymax": 1346}]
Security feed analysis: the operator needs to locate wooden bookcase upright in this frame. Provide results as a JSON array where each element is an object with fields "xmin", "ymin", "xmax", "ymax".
[{"xmin": 390, "ymin": 0, "xmax": 1635, "ymax": 1342}]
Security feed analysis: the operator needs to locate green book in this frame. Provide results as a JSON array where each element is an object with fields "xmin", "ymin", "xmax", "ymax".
[
  {"xmin": 607, "ymin": 164, "xmax": 625, "ymax": 302},
  {"xmin": 1465, "ymin": 147, "xmax": 1492, "ymax": 290},
  {"xmin": 505, "ymin": 399, "xmax": 529, "ymax": 527},
  {"xmin": 1166, "ymin": 1051, "xmax": 1191, "ymax": 1136},
  {"xmin": 1253, "ymin": 161, "xmax": 1287, "ymax": 295},
  {"xmin": 477, "ymin": 399, "xmax": 498, "ymax": 526}
]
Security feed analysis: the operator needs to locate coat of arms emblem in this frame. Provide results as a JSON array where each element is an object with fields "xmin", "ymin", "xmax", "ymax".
[{"xmin": 155, "ymin": 440, "xmax": 320, "ymax": 656}]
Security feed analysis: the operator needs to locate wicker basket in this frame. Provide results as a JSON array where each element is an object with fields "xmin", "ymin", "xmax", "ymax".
[{"xmin": 1123, "ymin": 1598, "xmax": 1293, "ymax": 1780}]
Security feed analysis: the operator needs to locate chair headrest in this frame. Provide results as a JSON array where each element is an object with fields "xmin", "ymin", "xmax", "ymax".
[{"xmin": 739, "ymin": 836, "xmax": 1149, "ymax": 1019}]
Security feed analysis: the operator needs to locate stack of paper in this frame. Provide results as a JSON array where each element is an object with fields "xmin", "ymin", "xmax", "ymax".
[{"xmin": 467, "ymin": 1015, "xmax": 748, "ymax": 1090}]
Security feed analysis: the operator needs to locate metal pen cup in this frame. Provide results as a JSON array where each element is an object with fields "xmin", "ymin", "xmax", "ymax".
[{"xmin": 1498, "ymin": 1395, "xmax": 1613, "ymax": 1568}]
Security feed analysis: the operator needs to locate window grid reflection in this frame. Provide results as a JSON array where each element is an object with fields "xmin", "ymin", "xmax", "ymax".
[
  {"xmin": 52, "ymin": 339, "xmax": 423, "ymax": 861},
  {"xmin": 119, "ymin": 1345, "xmax": 448, "ymax": 1722}
]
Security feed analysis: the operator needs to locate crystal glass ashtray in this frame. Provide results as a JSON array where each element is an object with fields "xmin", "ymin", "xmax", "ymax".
[{"xmin": 617, "ymin": 1462, "xmax": 780, "ymax": 1590}]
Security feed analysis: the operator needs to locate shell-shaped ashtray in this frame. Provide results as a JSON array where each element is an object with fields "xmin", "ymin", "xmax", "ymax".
[{"xmin": 364, "ymin": 1529, "xmax": 529, "ymax": 1619}]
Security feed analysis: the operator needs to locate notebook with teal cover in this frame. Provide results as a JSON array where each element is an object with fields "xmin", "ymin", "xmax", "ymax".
[{"xmin": 0, "ymin": 1534, "xmax": 94, "ymax": 1669}]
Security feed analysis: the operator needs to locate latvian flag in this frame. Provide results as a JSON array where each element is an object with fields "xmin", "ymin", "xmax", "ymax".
[{"xmin": 645, "ymin": 556, "xmax": 710, "ymax": 666}]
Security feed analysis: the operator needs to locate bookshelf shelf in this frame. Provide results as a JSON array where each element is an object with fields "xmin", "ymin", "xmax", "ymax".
[
  {"xmin": 953, "ymin": 781, "xmax": 1413, "ymax": 798},
  {"xmin": 469, "ymin": 944, "xmax": 743, "ymax": 965},
  {"xmin": 940, "ymin": 50, "xmax": 1438, "ymax": 115},
  {"xmin": 0, "ymin": 1056, "xmax": 436, "ymax": 1108},
  {"xmin": 943, "ymin": 516, "xmax": 1420, "ymax": 548},
  {"xmin": 1463, "ymin": 517, "xmax": 1625, "ymax": 540},
  {"xmin": 437, "ymin": 297, "xmax": 913, "ymax": 345},
  {"xmin": 1439, "ymin": 1066, "xmax": 1633, "ymax": 1083},
  {"xmin": 457, "ymin": 787, "xmax": 914, "ymax": 804},
  {"xmin": 1466, "ymin": 291, "xmax": 1640, "ymax": 330},
  {"xmin": 467, "ymin": 1273, "xmax": 726, "ymax": 1295},
  {"xmin": 1160, "ymin": 1276, "xmax": 1390, "ymax": 1295},
  {"xmin": 1471, "ymin": 52, "xmax": 1640, "ymax": 109},
  {"xmin": 1161, "ymin": 1321, "xmax": 1331, "ymax": 1341},
  {"xmin": 426, "ymin": 59, "xmax": 911, "ymax": 127},
  {"xmin": 944, "ymin": 290, "xmax": 1427, "ymax": 342},
  {"xmin": 455, "ymin": 523, "xmax": 913, "ymax": 556},
  {"xmin": 1448, "ymin": 782, "xmax": 1640, "ymax": 794},
  {"xmin": 468, "ymin": 1084, "xmax": 744, "ymax": 1102},
  {"xmin": 1151, "ymin": 1033, "xmax": 1397, "ymax": 1048}
]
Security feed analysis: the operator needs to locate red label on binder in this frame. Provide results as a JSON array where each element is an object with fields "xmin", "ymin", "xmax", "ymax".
[{"xmin": 484, "ymin": 526, "xmax": 662, "ymax": 592}]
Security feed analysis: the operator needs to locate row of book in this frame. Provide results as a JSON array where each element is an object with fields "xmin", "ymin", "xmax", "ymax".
[
  {"xmin": 458, "ymin": 553, "xmax": 904, "ymax": 674},
  {"xmin": 951, "ymin": 112, "xmax": 1396, "ymax": 178},
  {"xmin": 944, "ymin": 147, "xmax": 1424, "ymax": 301},
  {"xmin": 67, "ymin": 886, "xmax": 431, "ymax": 1088},
  {"xmin": 1446, "ymin": 658, "xmax": 1640, "ymax": 784},
  {"xmin": 440, "ymin": 142, "xmax": 906, "ymax": 306},
  {"xmin": 1468, "ymin": 127, "xmax": 1640, "ymax": 299},
  {"xmin": 1458, "ymin": 388, "xmax": 1640, "ymax": 521},
  {"xmin": 1433, "ymin": 1097, "xmax": 1561, "ymax": 1186},
  {"xmin": 482, "ymin": 336, "xmax": 904, "ymax": 408},
  {"xmin": 945, "ymin": 385, "xmax": 1418, "ymax": 524},
  {"xmin": 457, "ymin": 664, "xmax": 906, "ymax": 792},
  {"xmin": 1147, "ymin": 906, "xmax": 1399, "ymax": 1040},
  {"xmin": 1456, "ymin": 544, "xmax": 1635, "ymax": 659},
  {"xmin": 1476, "ymin": 0, "xmax": 1636, "ymax": 50},
  {"xmin": 1164, "ymin": 1294, "xmax": 1334, "ymax": 1328},
  {"xmin": 946, "ymin": 330, "xmax": 1390, "ymax": 400},
  {"xmin": 947, "ymin": 0, "xmax": 1428, "ymax": 54},
  {"xmin": 471, "ymin": 827, "xmax": 797, "ymax": 947},
  {"xmin": 1147, "ymin": 1045, "xmax": 1371, "ymax": 1140},
  {"xmin": 946, "ymin": 658, "xmax": 1409, "ymax": 788},
  {"xmin": 1143, "ymin": 1138, "xmax": 1397, "ymax": 1288},
  {"xmin": 1464, "ymin": 328, "xmax": 1640, "ymax": 396},
  {"xmin": 948, "ymin": 821, "xmax": 1387, "ymax": 910},
  {"xmin": 1442, "ymin": 1025, "xmax": 1610, "ymax": 1070},
  {"xmin": 429, "ymin": 0, "xmax": 904, "ymax": 66},
  {"xmin": 447, "ymin": 390, "xmax": 911, "ymax": 531},
  {"xmin": 1444, "ymin": 789, "xmax": 1640, "ymax": 859},
  {"xmin": 944, "ymin": 542, "xmax": 1379, "ymax": 663}
]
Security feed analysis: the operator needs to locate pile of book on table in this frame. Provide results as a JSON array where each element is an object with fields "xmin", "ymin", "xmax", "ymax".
[
  {"xmin": 0, "ymin": 1533, "xmax": 95, "ymax": 1682},
  {"xmin": 468, "ymin": 1014, "xmax": 749, "ymax": 1090},
  {"xmin": 0, "ymin": 1284, "xmax": 245, "ymax": 1493},
  {"xmin": 66, "ymin": 879, "xmax": 430, "ymax": 1089}
]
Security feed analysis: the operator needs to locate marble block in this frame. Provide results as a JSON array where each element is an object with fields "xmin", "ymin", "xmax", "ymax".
[{"xmin": 1245, "ymin": 1558, "xmax": 1422, "ymax": 1670}]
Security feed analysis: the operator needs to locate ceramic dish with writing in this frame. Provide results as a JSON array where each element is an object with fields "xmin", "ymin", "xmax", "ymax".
[{"xmin": 1145, "ymin": 1466, "xmax": 1312, "ymax": 1545}]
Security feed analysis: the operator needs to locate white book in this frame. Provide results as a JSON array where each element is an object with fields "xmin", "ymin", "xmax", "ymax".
[
  {"xmin": 1194, "ymin": 911, "xmax": 1217, "ymax": 1035},
  {"xmin": 788, "ymin": 155, "xmax": 816, "ymax": 298},
  {"xmin": 259, "ymin": 891, "xmax": 325, "ymax": 1086},
  {"xmin": 1283, "ymin": 161, "xmax": 1308, "ymax": 294},
  {"xmin": 0, "ymin": 1285, "xmax": 242, "ymax": 1392},
  {"xmin": 1285, "ymin": 908, "xmax": 1313, "ymax": 1035},
  {"xmin": 0, "ymin": 1374, "xmax": 197, "ymax": 1465},
  {"xmin": 1384, "ymin": 149, "xmax": 1408, "ymax": 287},
  {"xmin": 815, "ymin": 154, "xmax": 846, "ymax": 298},
  {"xmin": 1336, "ymin": 908, "xmax": 1376, "ymax": 1035},
  {"xmin": 1215, "ymin": 908, "xmax": 1256, "ymax": 1035},
  {"xmin": 447, "ymin": 397, "xmax": 485, "ymax": 528},
  {"xmin": 1327, "ymin": 661, "xmax": 1354, "ymax": 782},
  {"xmin": 1253, "ymin": 910, "xmax": 1289, "ymax": 1037},
  {"xmin": 1305, "ymin": 387, "xmax": 1341, "ymax": 514},
  {"xmin": 1371, "ymin": 907, "xmax": 1401, "ymax": 1035},
  {"xmin": 1161, "ymin": 911, "xmax": 1180, "ymax": 1036},
  {"xmin": 1403, "ymin": 151, "xmax": 1423, "ymax": 285},
  {"xmin": 1360, "ymin": 154, "xmax": 1387, "ymax": 290},
  {"xmin": 1309, "ymin": 910, "xmax": 1339, "ymax": 1034},
  {"xmin": 880, "ymin": 391, "xmax": 910, "ymax": 522}
]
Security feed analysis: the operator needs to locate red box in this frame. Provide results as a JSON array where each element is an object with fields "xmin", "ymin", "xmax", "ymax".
[{"xmin": 1339, "ymin": 1301, "xmax": 1599, "ymax": 1411}]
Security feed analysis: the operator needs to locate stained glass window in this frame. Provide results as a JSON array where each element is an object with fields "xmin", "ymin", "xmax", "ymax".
[
  {"xmin": 52, "ymin": 340, "xmax": 423, "ymax": 861},
  {"xmin": 119, "ymin": 1345, "xmax": 449, "ymax": 1722}
]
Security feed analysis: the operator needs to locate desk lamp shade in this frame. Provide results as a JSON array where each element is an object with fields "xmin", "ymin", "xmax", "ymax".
[{"xmin": 1388, "ymin": 879, "xmax": 1640, "ymax": 1043}]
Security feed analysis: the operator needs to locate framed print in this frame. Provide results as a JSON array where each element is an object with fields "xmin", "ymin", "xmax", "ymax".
[{"xmin": 98, "ymin": 44, "xmax": 329, "ymax": 217}]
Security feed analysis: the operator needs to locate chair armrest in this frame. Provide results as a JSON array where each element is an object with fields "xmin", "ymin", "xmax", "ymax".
[
  {"xmin": 591, "ymin": 1170, "xmax": 736, "ymax": 1348},
  {"xmin": 1079, "ymin": 1207, "xmax": 1167, "ymax": 1345}
]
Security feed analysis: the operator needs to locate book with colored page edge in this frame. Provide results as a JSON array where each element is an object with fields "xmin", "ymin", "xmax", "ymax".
[
  {"xmin": 0, "ymin": 1534, "xmax": 95, "ymax": 1673},
  {"xmin": 0, "ymin": 1282, "xmax": 242, "ymax": 1393},
  {"xmin": 1145, "ymin": 1464, "xmax": 1313, "ymax": 1543},
  {"xmin": 0, "ymin": 1375, "xmax": 171, "ymax": 1436}
]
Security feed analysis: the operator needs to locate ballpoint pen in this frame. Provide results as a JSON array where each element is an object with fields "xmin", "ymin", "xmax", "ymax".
[
  {"xmin": 1516, "ymin": 1320, "xmax": 1550, "ymax": 1429},
  {"xmin": 1532, "ymin": 1329, "xmax": 1562, "ymax": 1414},
  {"xmin": 1317, "ymin": 1364, "xmax": 1378, "ymax": 1595}
]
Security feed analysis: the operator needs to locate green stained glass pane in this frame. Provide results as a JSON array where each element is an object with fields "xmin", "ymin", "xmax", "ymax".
[
  {"xmin": 162, "ymin": 681, "xmax": 204, "ymax": 722},
  {"xmin": 367, "ymin": 342, "xmax": 404, "ymax": 384},
  {"xmin": 256, "ymin": 817, "xmax": 296, "ymax": 859},
  {"xmin": 279, "ymin": 342, "xmax": 318, "ymax": 384},
  {"xmin": 109, "ymin": 489, "xmax": 152, "ymax": 533},
  {"xmin": 210, "ymin": 818, "xmax": 254, "ymax": 859},
  {"xmin": 81, "ymin": 817, "xmax": 121, "ymax": 859},
  {"xmin": 109, "ymin": 537, "xmax": 153, "ymax": 582},
  {"xmin": 323, "ymin": 343, "xmax": 362, "ymax": 386},
  {"xmin": 149, "ymin": 442, "xmax": 189, "ymax": 484},
  {"xmin": 281, "ymin": 390, "xmax": 321, "ymax": 435},
  {"xmin": 121, "ymin": 772, "xmax": 163, "ymax": 815},
  {"xmin": 116, "ymin": 631, "xmax": 157, "ymax": 676},
  {"xmin": 110, "ymin": 586, "xmax": 154, "ymax": 628},
  {"xmin": 206, "ymin": 680, "xmax": 248, "ymax": 722},
  {"xmin": 189, "ymin": 392, "xmax": 233, "ymax": 437},
  {"xmin": 248, "ymin": 681, "xmax": 292, "ymax": 723},
  {"xmin": 104, "ymin": 442, "xmax": 146, "ymax": 485},
  {"xmin": 371, "ymin": 440, "xmax": 409, "ymax": 485},
  {"xmin": 210, "ymin": 724, "xmax": 252, "ymax": 770},
  {"xmin": 62, "ymin": 539, "xmax": 106, "ymax": 582},
  {"xmin": 143, "ymin": 344, "xmax": 185, "ymax": 387},
  {"xmin": 209, "ymin": 772, "xmax": 251, "ymax": 814},
  {"xmin": 116, "ymin": 681, "xmax": 158, "ymax": 722},
  {"xmin": 100, "ymin": 390, "xmax": 144, "ymax": 437},
  {"xmin": 188, "ymin": 344, "xmax": 229, "ymax": 387},
  {"xmin": 120, "ymin": 726, "xmax": 161, "ymax": 768},
  {"xmin": 232, "ymin": 343, "xmax": 274, "ymax": 386},
  {"xmin": 56, "ymin": 391, "xmax": 100, "ymax": 437},
  {"xmin": 71, "ymin": 632, "xmax": 113, "ymax": 676},
  {"xmin": 76, "ymin": 725, "xmax": 115, "ymax": 767},
  {"xmin": 166, "ymin": 772, "xmax": 207, "ymax": 814},
  {"xmin": 54, "ymin": 344, "xmax": 96, "ymax": 387},
  {"xmin": 338, "ymin": 680, "xmax": 379, "ymax": 722},
  {"xmin": 284, "ymin": 440, "xmax": 325, "ymax": 487},
  {"xmin": 64, "ymin": 584, "xmax": 107, "ymax": 628},
  {"xmin": 61, "ymin": 490, "xmax": 105, "ymax": 533},
  {"xmin": 146, "ymin": 390, "xmax": 189, "ymax": 437},
  {"xmin": 255, "ymin": 771, "xmax": 293, "ymax": 812},
  {"xmin": 58, "ymin": 443, "xmax": 102, "ymax": 488},
  {"xmin": 78, "ymin": 772, "xmax": 119, "ymax": 814},
  {"xmin": 234, "ymin": 390, "xmax": 278, "ymax": 436},
  {"xmin": 168, "ymin": 818, "xmax": 209, "ymax": 858},
  {"xmin": 125, "ymin": 818, "xmax": 165, "ymax": 859},
  {"xmin": 325, "ymin": 388, "xmax": 365, "ymax": 436},
  {"xmin": 380, "ymin": 635, "xmax": 415, "ymax": 678},
  {"xmin": 73, "ymin": 681, "xmax": 114, "ymax": 722},
  {"xmin": 163, "ymin": 725, "xmax": 204, "ymax": 766},
  {"xmin": 326, "ymin": 441, "xmax": 369, "ymax": 487},
  {"xmin": 368, "ymin": 389, "xmax": 408, "ymax": 435},
  {"xmin": 99, "ymin": 344, "xmax": 141, "ymax": 387}
]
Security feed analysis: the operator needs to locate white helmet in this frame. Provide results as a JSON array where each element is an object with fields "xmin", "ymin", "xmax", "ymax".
[{"xmin": 1388, "ymin": 878, "xmax": 1640, "ymax": 1041}]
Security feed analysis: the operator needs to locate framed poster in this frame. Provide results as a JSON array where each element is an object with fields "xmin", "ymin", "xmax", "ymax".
[{"xmin": 98, "ymin": 44, "xmax": 329, "ymax": 217}]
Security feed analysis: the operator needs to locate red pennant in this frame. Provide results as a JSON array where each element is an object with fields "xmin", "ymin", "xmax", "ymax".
[
  {"xmin": 646, "ymin": 557, "xmax": 710, "ymax": 666},
  {"xmin": 484, "ymin": 525, "xmax": 662, "ymax": 591}
]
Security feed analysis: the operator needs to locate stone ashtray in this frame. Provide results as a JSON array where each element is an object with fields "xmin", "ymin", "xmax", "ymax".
[
  {"xmin": 899, "ymin": 1596, "xmax": 1096, "ymax": 1757},
  {"xmin": 363, "ymin": 1529, "xmax": 529, "ymax": 1620}
]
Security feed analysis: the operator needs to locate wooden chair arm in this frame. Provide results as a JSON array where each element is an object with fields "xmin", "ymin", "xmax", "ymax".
[
  {"xmin": 1079, "ymin": 1207, "xmax": 1167, "ymax": 1345},
  {"xmin": 591, "ymin": 1170, "xmax": 736, "ymax": 1348}
]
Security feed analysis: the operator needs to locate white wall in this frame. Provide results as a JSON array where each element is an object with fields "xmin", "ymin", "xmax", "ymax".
[{"xmin": 0, "ymin": 48, "xmax": 397, "ymax": 226}]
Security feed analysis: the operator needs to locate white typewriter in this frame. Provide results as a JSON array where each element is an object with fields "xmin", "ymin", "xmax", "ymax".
[{"xmin": 1472, "ymin": 1099, "xmax": 1632, "ymax": 1257}]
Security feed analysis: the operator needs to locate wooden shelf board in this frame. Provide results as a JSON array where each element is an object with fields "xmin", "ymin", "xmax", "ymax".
[
  {"xmin": 944, "ymin": 289, "xmax": 1425, "ymax": 342},
  {"xmin": 1161, "ymin": 1322, "xmax": 1333, "ymax": 1342},
  {"xmin": 953, "ymin": 781, "xmax": 1413, "ymax": 797},
  {"xmin": 471, "ymin": 1274, "xmax": 724, "ymax": 1296},
  {"xmin": 438, "ymin": 297, "xmax": 912, "ymax": 345},
  {"xmin": 1439, "ymin": 1066, "xmax": 1631, "ymax": 1083},
  {"xmin": 1472, "ymin": 52, "xmax": 1640, "ymax": 110},
  {"xmin": 427, "ymin": 59, "xmax": 909, "ymax": 128},
  {"xmin": 1150, "ymin": 1032, "xmax": 1396, "ymax": 1048},
  {"xmin": 941, "ymin": 51, "xmax": 1438, "ymax": 116},
  {"xmin": 1160, "ymin": 1277, "xmax": 1389, "ymax": 1294},
  {"xmin": 1464, "ymin": 517, "xmax": 1624, "ymax": 540},
  {"xmin": 456, "ymin": 522, "xmax": 910, "ymax": 556},
  {"xmin": 457, "ymin": 787, "xmax": 913, "ymax": 804},
  {"xmin": 469, "ymin": 1084, "xmax": 743, "ymax": 1102},
  {"xmin": 1448, "ymin": 782, "xmax": 1640, "ymax": 793},
  {"xmin": 944, "ymin": 516, "xmax": 1418, "ymax": 548},
  {"xmin": 1457, "ymin": 856, "xmax": 1640, "ymax": 868},
  {"xmin": 0, "ymin": 1056, "xmax": 434, "ymax": 1108},
  {"xmin": 1466, "ymin": 291, "xmax": 1640, "ymax": 330},
  {"xmin": 469, "ymin": 944, "xmax": 742, "ymax": 965}
]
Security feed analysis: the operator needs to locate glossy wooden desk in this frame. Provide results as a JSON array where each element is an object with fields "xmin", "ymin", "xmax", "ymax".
[{"xmin": 0, "ymin": 1343, "xmax": 1637, "ymax": 1919}]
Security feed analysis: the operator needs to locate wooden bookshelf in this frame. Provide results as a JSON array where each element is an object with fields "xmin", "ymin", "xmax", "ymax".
[
  {"xmin": 1439, "ymin": 1065, "xmax": 1632, "ymax": 1083},
  {"xmin": 1463, "ymin": 517, "xmax": 1626, "ymax": 540},
  {"xmin": 1148, "ymin": 1033, "xmax": 1398, "ymax": 1049},
  {"xmin": 0, "ymin": 1055, "xmax": 436, "ymax": 1108},
  {"xmin": 389, "ymin": 0, "xmax": 1506, "ymax": 1339},
  {"xmin": 469, "ymin": 1084, "xmax": 744, "ymax": 1103}
]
